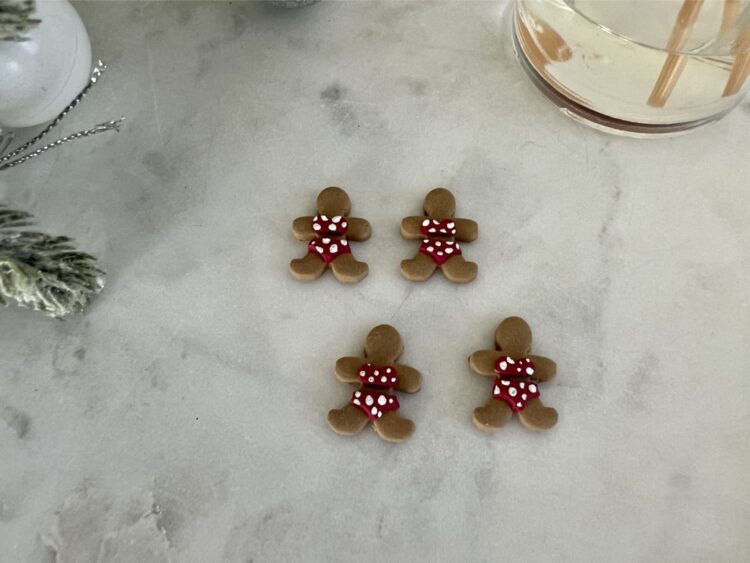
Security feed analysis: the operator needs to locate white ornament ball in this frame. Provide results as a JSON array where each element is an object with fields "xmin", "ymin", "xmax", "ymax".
[{"xmin": 0, "ymin": 0, "xmax": 92, "ymax": 128}]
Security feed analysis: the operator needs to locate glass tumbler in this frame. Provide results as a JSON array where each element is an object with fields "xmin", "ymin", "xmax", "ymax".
[{"xmin": 513, "ymin": 0, "xmax": 750, "ymax": 135}]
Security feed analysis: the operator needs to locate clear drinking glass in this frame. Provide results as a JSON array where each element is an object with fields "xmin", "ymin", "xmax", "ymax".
[{"xmin": 513, "ymin": 0, "xmax": 750, "ymax": 135}]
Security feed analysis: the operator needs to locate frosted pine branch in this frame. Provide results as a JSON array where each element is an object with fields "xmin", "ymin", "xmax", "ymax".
[
  {"xmin": 0, "ymin": 0, "xmax": 40, "ymax": 42},
  {"xmin": 0, "ymin": 206, "xmax": 104, "ymax": 317}
]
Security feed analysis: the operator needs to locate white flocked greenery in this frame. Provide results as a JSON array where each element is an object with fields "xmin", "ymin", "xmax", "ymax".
[
  {"xmin": 0, "ymin": 0, "xmax": 39, "ymax": 41},
  {"xmin": 0, "ymin": 206, "xmax": 104, "ymax": 317}
]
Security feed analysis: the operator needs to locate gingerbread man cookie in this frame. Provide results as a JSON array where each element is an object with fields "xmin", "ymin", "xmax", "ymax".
[
  {"xmin": 290, "ymin": 187, "xmax": 370, "ymax": 283},
  {"xmin": 469, "ymin": 316, "xmax": 558, "ymax": 431},
  {"xmin": 327, "ymin": 324, "xmax": 422, "ymax": 443},
  {"xmin": 400, "ymin": 188, "xmax": 478, "ymax": 283}
]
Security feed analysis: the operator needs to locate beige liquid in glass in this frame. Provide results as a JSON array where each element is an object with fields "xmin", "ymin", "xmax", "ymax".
[{"xmin": 514, "ymin": 0, "xmax": 749, "ymax": 135}]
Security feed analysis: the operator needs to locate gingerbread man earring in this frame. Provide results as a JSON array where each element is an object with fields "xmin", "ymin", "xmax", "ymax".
[
  {"xmin": 290, "ymin": 187, "xmax": 370, "ymax": 283},
  {"xmin": 469, "ymin": 316, "xmax": 558, "ymax": 431},
  {"xmin": 400, "ymin": 188, "xmax": 478, "ymax": 283},
  {"xmin": 327, "ymin": 324, "xmax": 422, "ymax": 443}
]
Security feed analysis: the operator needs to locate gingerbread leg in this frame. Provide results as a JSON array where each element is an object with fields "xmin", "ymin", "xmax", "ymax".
[
  {"xmin": 290, "ymin": 252, "xmax": 327, "ymax": 281},
  {"xmin": 472, "ymin": 398, "xmax": 512, "ymax": 431},
  {"xmin": 330, "ymin": 253, "xmax": 369, "ymax": 283},
  {"xmin": 373, "ymin": 411, "xmax": 415, "ymax": 443},
  {"xmin": 517, "ymin": 398, "xmax": 558, "ymax": 431},
  {"xmin": 441, "ymin": 255, "xmax": 478, "ymax": 284},
  {"xmin": 400, "ymin": 252, "xmax": 437, "ymax": 281},
  {"xmin": 327, "ymin": 403, "xmax": 370, "ymax": 436}
]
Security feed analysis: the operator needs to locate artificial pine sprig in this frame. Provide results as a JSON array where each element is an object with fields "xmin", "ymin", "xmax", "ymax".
[
  {"xmin": 0, "ymin": 206, "xmax": 104, "ymax": 317},
  {"xmin": 0, "ymin": 0, "xmax": 39, "ymax": 42}
]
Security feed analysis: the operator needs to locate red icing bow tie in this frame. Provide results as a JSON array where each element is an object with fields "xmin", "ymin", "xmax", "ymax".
[
  {"xmin": 358, "ymin": 363, "xmax": 399, "ymax": 387},
  {"xmin": 494, "ymin": 355, "xmax": 536, "ymax": 378}
]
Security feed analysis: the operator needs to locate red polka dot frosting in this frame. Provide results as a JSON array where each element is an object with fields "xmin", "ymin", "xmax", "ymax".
[
  {"xmin": 418, "ymin": 239, "xmax": 461, "ymax": 266},
  {"xmin": 494, "ymin": 355, "xmax": 536, "ymax": 378},
  {"xmin": 420, "ymin": 218, "xmax": 457, "ymax": 237},
  {"xmin": 351, "ymin": 390, "xmax": 400, "ymax": 421},
  {"xmin": 492, "ymin": 355, "xmax": 540, "ymax": 412},
  {"xmin": 312, "ymin": 214, "xmax": 348, "ymax": 236},
  {"xmin": 357, "ymin": 363, "xmax": 399, "ymax": 388},
  {"xmin": 307, "ymin": 237, "xmax": 351, "ymax": 264}
]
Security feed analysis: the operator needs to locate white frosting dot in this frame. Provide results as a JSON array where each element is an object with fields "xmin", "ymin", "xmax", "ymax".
[
  {"xmin": 377, "ymin": 412, "xmax": 383, "ymax": 418},
  {"xmin": 329, "ymin": 244, "xmax": 338, "ymax": 254},
  {"xmin": 371, "ymin": 406, "xmax": 378, "ymax": 415},
  {"xmin": 389, "ymin": 398, "xmax": 394, "ymax": 403},
  {"xmin": 391, "ymin": 377, "xmax": 397, "ymax": 383},
  {"xmin": 517, "ymin": 402, "xmax": 523, "ymax": 408},
  {"xmin": 313, "ymin": 223, "xmax": 321, "ymax": 231},
  {"xmin": 322, "ymin": 238, "xmax": 330, "ymax": 244},
  {"xmin": 507, "ymin": 358, "xmax": 515, "ymax": 364},
  {"xmin": 429, "ymin": 228, "xmax": 436, "ymax": 233},
  {"xmin": 341, "ymin": 221, "xmax": 347, "ymax": 228},
  {"xmin": 315, "ymin": 246, "xmax": 324, "ymax": 253},
  {"xmin": 386, "ymin": 368, "xmax": 391, "ymax": 373},
  {"xmin": 381, "ymin": 376, "xmax": 387, "ymax": 383},
  {"xmin": 494, "ymin": 385, "xmax": 501, "ymax": 394},
  {"xmin": 366, "ymin": 395, "xmax": 374, "ymax": 406},
  {"xmin": 320, "ymin": 215, "xmax": 328, "ymax": 221},
  {"xmin": 341, "ymin": 240, "xmax": 348, "ymax": 246},
  {"xmin": 435, "ymin": 241, "xmax": 442, "ymax": 247},
  {"xmin": 355, "ymin": 391, "xmax": 361, "ymax": 397},
  {"xmin": 501, "ymin": 380, "xmax": 510, "ymax": 386},
  {"xmin": 378, "ymin": 395, "xmax": 387, "ymax": 406},
  {"xmin": 374, "ymin": 370, "xmax": 379, "ymax": 376},
  {"xmin": 529, "ymin": 384, "xmax": 537, "ymax": 393},
  {"xmin": 422, "ymin": 219, "xmax": 430, "ymax": 226},
  {"xmin": 359, "ymin": 370, "xmax": 365, "ymax": 376},
  {"xmin": 499, "ymin": 361, "xmax": 507, "ymax": 370},
  {"xmin": 509, "ymin": 388, "xmax": 517, "ymax": 397},
  {"xmin": 526, "ymin": 367, "xmax": 534, "ymax": 375},
  {"xmin": 445, "ymin": 247, "xmax": 453, "ymax": 254},
  {"xmin": 426, "ymin": 246, "xmax": 434, "ymax": 252},
  {"xmin": 353, "ymin": 399, "xmax": 360, "ymax": 405},
  {"xmin": 437, "ymin": 251, "xmax": 443, "ymax": 256},
  {"xmin": 521, "ymin": 393, "xmax": 527, "ymax": 400},
  {"xmin": 519, "ymin": 382, "xmax": 525, "ymax": 389},
  {"xmin": 332, "ymin": 215, "xmax": 342, "ymax": 223},
  {"xmin": 368, "ymin": 377, "xmax": 374, "ymax": 382},
  {"xmin": 447, "ymin": 222, "xmax": 455, "ymax": 228}
]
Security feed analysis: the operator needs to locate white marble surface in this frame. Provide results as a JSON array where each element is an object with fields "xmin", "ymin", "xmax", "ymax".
[{"xmin": 2, "ymin": 1, "xmax": 750, "ymax": 561}]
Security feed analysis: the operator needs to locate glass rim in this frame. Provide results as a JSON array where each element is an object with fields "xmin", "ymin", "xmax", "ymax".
[{"xmin": 554, "ymin": 0, "xmax": 750, "ymax": 57}]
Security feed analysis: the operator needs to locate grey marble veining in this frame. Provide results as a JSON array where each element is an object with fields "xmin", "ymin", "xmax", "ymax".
[{"xmin": 1, "ymin": 1, "xmax": 749, "ymax": 561}]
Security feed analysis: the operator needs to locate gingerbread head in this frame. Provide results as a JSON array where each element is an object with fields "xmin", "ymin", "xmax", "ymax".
[
  {"xmin": 400, "ymin": 188, "xmax": 478, "ymax": 283},
  {"xmin": 290, "ymin": 187, "xmax": 370, "ymax": 283},
  {"xmin": 468, "ymin": 316, "xmax": 558, "ymax": 431},
  {"xmin": 327, "ymin": 324, "xmax": 422, "ymax": 443}
]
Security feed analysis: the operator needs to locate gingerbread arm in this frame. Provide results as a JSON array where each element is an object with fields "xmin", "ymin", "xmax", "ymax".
[
  {"xmin": 468, "ymin": 349, "xmax": 503, "ymax": 376},
  {"xmin": 526, "ymin": 354, "xmax": 557, "ymax": 382},
  {"xmin": 335, "ymin": 356, "xmax": 367, "ymax": 384},
  {"xmin": 292, "ymin": 216, "xmax": 316, "ymax": 241},
  {"xmin": 453, "ymin": 218, "xmax": 478, "ymax": 242},
  {"xmin": 394, "ymin": 364, "xmax": 422, "ymax": 393},
  {"xmin": 346, "ymin": 217, "xmax": 371, "ymax": 241},
  {"xmin": 400, "ymin": 216, "xmax": 427, "ymax": 240}
]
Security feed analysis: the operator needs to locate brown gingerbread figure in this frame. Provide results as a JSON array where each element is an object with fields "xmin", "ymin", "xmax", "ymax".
[
  {"xmin": 327, "ymin": 324, "xmax": 422, "ymax": 443},
  {"xmin": 290, "ymin": 187, "xmax": 370, "ymax": 283},
  {"xmin": 400, "ymin": 188, "xmax": 478, "ymax": 283},
  {"xmin": 469, "ymin": 316, "xmax": 558, "ymax": 431}
]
